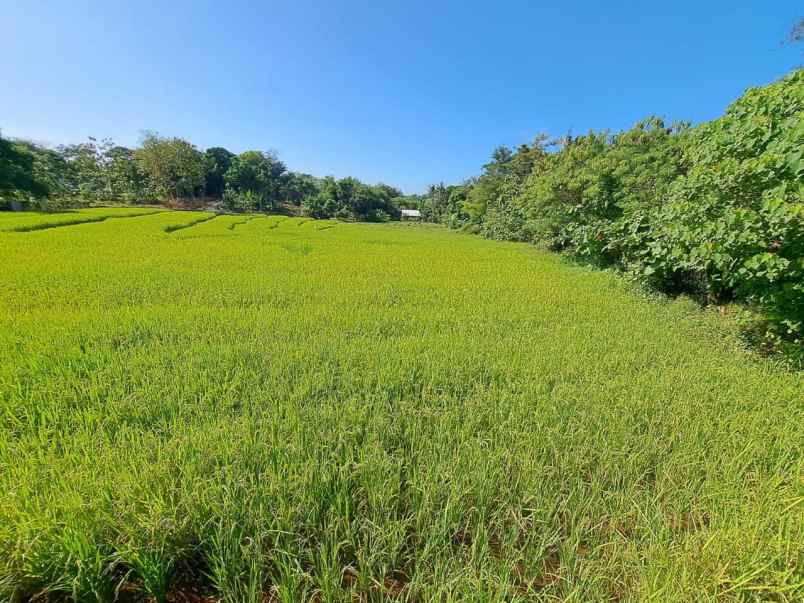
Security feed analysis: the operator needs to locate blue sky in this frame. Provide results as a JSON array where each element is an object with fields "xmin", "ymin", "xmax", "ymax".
[{"xmin": 1, "ymin": 1, "xmax": 801, "ymax": 193}]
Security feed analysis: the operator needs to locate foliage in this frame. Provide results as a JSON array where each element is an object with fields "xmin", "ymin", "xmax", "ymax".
[
  {"xmin": 639, "ymin": 70, "xmax": 804, "ymax": 353},
  {"xmin": 204, "ymin": 147, "xmax": 235, "ymax": 198},
  {"xmin": 223, "ymin": 151, "xmax": 286, "ymax": 212},
  {"xmin": 57, "ymin": 138, "xmax": 109, "ymax": 199},
  {"xmin": 302, "ymin": 176, "xmax": 398, "ymax": 221},
  {"xmin": 480, "ymin": 139, "xmax": 551, "ymax": 241},
  {"xmin": 0, "ymin": 134, "xmax": 49, "ymax": 207},
  {"xmin": 135, "ymin": 132, "xmax": 208, "ymax": 201},
  {"xmin": 519, "ymin": 119, "xmax": 688, "ymax": 264},
  {"xmin": 418, "ymin": 183, "xmax": 467, "ymax": 227},
  {"xmin": 54, "ymin": 138, "xmax": 146, "ymax": 203},
  {"xmin": 281, "ymin": 172, "xmax": 321, "ymax": 205},
  {"xmin": 1, "ymin": 134, "xmax": 400, "ymax": 214},
  {"xmin": 222, "ymin": 188, "xmax": 260, "ymax": 212},
  {"xmin": 461, "ymin": 146, "xmax": 514, "ymax": 226},
  {"xmin": 105, "ymin": 145, "xmax": 147, "ymax": 202}
]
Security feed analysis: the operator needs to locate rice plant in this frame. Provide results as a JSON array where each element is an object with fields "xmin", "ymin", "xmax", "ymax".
[{"xmin": 0, "ymin": 211, "xmax": 801, "ymax": 602}]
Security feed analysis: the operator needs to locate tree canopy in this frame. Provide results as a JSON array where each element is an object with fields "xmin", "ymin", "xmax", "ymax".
[
  {"xmin": 0, "ymin": 135, "xmax": 49, "ymax": 200},
  {"xmin": 1, "ymin": 131, "xmax": 403, "ymax": 221},
  {"xmin": 135, "ymin": 133, "xmax": 208, "ymax": 200},
  {"xmin": 223, "ymin": 151, "xmax": 287, "ymax": 212},
  {"xmin": 204, "ymin": 147, "xmax": 235, "ymax": 198}
]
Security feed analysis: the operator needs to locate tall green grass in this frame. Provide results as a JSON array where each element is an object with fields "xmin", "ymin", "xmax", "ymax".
[
  {"xmin": 0, "ymin": 212, "xmax": 801, "ymax": 601},
  {"xmin": 0, "ymin": 207, "xmax": 166, "ymax": 232}
]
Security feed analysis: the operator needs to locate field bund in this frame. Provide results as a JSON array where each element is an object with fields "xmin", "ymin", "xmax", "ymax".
[{"xmin": 0, "ymin": 209, "xmax": 801, "ymax": 601}]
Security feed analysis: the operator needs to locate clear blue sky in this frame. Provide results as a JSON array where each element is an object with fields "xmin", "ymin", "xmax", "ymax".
[{"xmin": 1, "ymin": 1, "xmax": 801, "ymax": 193}]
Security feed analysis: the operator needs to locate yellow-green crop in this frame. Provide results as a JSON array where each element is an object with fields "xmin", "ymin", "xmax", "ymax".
[
  {"xmin": 0, "ymin": 207, "xmax": 166, "ymax": 232},
  {"xmin": 0, "ymin": 210, "xmax": 801, "ymax": 602}
]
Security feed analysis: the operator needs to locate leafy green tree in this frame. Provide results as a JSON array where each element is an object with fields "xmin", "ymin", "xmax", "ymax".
[
  {"xmin": 457, "ymin": 141, "xmax": 550, "ymax": 235},
  {"xmin": 375, "ymin": 183, "xmax": 403, "ymax": 200},
  {"xmin": 417, "ymin": 183, "xmax": 473, "ymax": 228},
  {"xmin": 421, "ymin": 183, "xmax": 451, "ymax": 223},
  {"xmin": 0, "ymin": 138, "xmax": 48, "ymax": 196},
  {"xmin": 334, "ymin": 177, "xmax": 371, "ymax": 219},
  {"xmin": 461, "ymin": 146, "xmax": 513, "ymax": 225},
  {"xmin": 37, "ymin": 137, "xmax": 144, "ymax": 203},
  {"xmin": 223, "ymin": 150, "xmax": 286, "ymax": 211},
  {"xmin": 59, "ymin": 138, "xmax": 116, "ymax": 201},
  {"xmin": 281, "ymin": 172, "xmax": 321, "ymax": 205},
  {"xmin": 303, "ymin": 176, "xmax": 343, "ymax": 218},
  {"xmin": 12, "ymin": 139, "xmax": 76, "ymax": 208},
  {"xmin": 0, "ymin": 134, "xmax": 49, "ymax": 208},
  {"xmin": 135, "ymin": 132, "xmax": 208, "ymax": 201},
  {"xmin": 480, "ymin": 139, "xmax": 551, "ymax": 240},
  {"xmin": 105, "ymin": 145, "xmax": 145, "ymax": 202},
  {"xmin": 518, "ymin": 132, "xmax": 610, "ymax": 250},
  {"xmin": 204, "ymin": 147, "xmax": 235, "ymax": 198}
]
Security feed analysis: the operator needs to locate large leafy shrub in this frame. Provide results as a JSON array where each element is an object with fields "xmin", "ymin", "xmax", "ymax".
[
  {"xmin": 519, "ymin": 119, "xmax": 687, "ymax": 266},
  {"xmin": 520, "ymin": 131, "xmax": 613, "ymax": 254},
  {"xmin": 638, "ymin": 70, "xmax": 803, "ymax": 351},
  {"xmin": 480, "ymin": 141, "xmax": 549, "ymax": 242}
]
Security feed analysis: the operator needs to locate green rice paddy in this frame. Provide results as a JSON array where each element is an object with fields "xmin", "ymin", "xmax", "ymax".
[{"xmin": 0, "ymin": 210, "xmax": 801, "ymax": 602}]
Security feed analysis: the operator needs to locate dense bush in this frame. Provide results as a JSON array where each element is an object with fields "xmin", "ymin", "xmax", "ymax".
[
  {"xmin": 527, "ymin": 120, "xmax": 688, "ymax": 266},
  {"xmin": 641, "ymin": 70, "xmax": 803, "ymax": 353},
  {"xmin": 302, "ymin": 177, "xmax": 399, "ymax": 221},
  {"xmin": 415, "ymin": 183, "xmax": 468, "ymax": 226},
  {"xmin": 0, "ymin": 135, "xmax": 49, "ymax": 208},
  {"xmin": 223, "ymin": 150, "xmax": 287, "ymax": 212}
]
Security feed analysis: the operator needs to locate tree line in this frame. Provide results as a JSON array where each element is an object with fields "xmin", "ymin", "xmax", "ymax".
[
  {"xmin": 0, "ymin": 131, "xmax": 402, "ymax": 221},
  {"xmin": 412, "ymin": 69, "xmax": 803, "ymax": 361}
]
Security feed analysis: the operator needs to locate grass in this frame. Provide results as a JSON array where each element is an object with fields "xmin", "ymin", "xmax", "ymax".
[
  {"xmin": 0, "ymin": 207, "xmax": 166, "ymax": 232},
  {"xmin": 0, "ymin": 211, "xmax": 801, "ymax": 602}
]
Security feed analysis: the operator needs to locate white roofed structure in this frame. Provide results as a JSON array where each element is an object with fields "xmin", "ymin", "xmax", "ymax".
[{"xmin": 400, "ymin": 209, "xmax": 422, "ymax": 219}]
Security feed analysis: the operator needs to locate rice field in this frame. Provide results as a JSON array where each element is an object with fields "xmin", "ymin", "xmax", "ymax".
[
  {"xmin": 0, "ymin": 209, "xmax": 801, "ymax": 602},
  {"xmin": 0, "ymin": 207, "xmax": 166, "ymax": 232}
]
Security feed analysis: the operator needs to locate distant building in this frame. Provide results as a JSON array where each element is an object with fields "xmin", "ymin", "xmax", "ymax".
[{"xmin": 400, "ymin": 209, "xmax": 422, "ymax": 220}]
